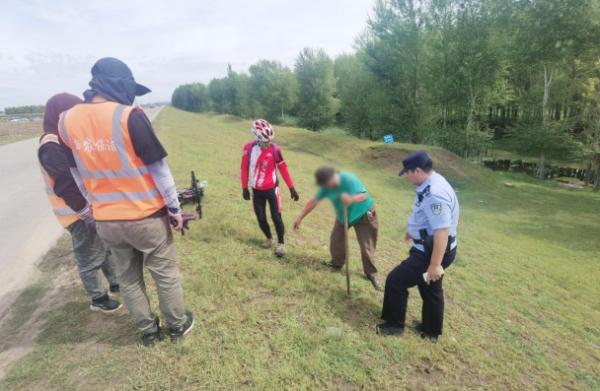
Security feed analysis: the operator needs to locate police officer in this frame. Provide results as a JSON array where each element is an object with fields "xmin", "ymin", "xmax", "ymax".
[{"xmin": 377, "ymin": 151, "xmax": 459, "ymax": 342}]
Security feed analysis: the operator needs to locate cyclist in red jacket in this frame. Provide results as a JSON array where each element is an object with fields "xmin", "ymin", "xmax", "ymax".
[{"xmin": 241, "ymin": 119, "xmax": 299, "ymax": 257}]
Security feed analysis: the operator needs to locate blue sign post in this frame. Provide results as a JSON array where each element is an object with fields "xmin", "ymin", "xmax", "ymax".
[{"xmin": 383, "ymin": 134, "xmax": 394, "ymax": 144}]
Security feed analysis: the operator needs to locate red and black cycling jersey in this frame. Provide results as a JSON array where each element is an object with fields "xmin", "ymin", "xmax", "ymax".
[{"xmin": 241, "ymin": 141, "xmax": 294, "ymax": 191}]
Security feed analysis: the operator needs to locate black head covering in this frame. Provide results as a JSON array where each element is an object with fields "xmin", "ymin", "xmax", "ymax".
[
  {"xmin": 83, "ymin": 57, "xmax": 151, "ymax": 105},
  {"xmin": 43, "ymin": 93, "xmax": 82, "ymax": 134}
]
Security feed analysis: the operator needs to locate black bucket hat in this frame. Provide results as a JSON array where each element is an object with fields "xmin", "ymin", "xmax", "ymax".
[{"xmin": 84, "ymin": 57, "xmax": 151, "ymax": 105}]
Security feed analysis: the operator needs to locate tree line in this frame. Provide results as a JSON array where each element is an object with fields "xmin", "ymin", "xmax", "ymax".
[
  {"xmin": 3, "ymin": 105, "xmax": 45, "ymax": 115},
  {"xmin": 172, "ymin": 0, "xmax": 600, "ymax": 189}
]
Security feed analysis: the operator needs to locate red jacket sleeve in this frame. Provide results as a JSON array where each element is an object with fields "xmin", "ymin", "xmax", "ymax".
[
  {"xmin": 274, "ymin": 145, "xmax": 294, "ymax": 189},
  {"xmin": 241, "ymin": 143, "xmax": 250, "ymax": 189}
]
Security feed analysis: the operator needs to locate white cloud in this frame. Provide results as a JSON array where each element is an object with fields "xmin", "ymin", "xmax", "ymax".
[{"xmin": 0, "ymin": 0, "xmax": 372, "ymax": 109}]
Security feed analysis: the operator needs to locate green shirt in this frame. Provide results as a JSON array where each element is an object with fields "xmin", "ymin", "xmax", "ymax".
[{"xmin": 315, "ymin": 171, "xmax": 374, "ymax": 225}]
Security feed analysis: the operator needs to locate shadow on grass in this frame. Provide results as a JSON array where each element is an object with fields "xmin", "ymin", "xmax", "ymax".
[
  {"xmin": 0, "ymin": 234, "xmax": 139, "ymax": 364},
  {"xmin": 282, "ymin": 251, "xmax": 383, "ymax": 330},
  {"xmin": 34, "ymin": 301, "xmax": 138, "ymax": 348}
]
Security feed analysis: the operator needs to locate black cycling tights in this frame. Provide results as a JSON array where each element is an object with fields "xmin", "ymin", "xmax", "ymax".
[{"xmin": 252, "ymin": 187, "xmax": 285, "ymax": 244}]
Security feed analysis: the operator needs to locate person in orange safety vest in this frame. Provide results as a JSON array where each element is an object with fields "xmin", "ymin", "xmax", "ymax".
[
  {"xmin": 58, "ymin": 58, "xmax": 193, "ymax": 346},
  {"xmin": 38, "ymin": 93, "xmax": 121, "ymax": 313}
]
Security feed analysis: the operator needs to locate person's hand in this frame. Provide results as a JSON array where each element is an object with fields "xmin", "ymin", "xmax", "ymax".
[
  {"xmin": 290, "ymin": 187, "xmax": 300, "ymax": 201},
  {"xmin": 426, "ymin": 264, "xmax": 444, "ymax": 283},
  {"xmin": 78, "ymin": 204, "xmax": 93, "ymax": 224},
  {"xmin": 179, "ymin": 213, "xmax": 198, "ymax": 236},
  {"xmin": 404, "ymin": 232, "xmax": 412, "ymax": 243},
  {"xmin": 293, "ymin": 217, "xmax": 302, "ymax": 230},
  {"xmin": 242, "ymin": 188, "xmax": 250, "ymax": 201},
  {"xmin": 340, "ymin": 193, "xmax": 353, "ymax": 207},
  {"xmin": 170, "ymin": 214, "xmax": 184, "ymax": 231}
]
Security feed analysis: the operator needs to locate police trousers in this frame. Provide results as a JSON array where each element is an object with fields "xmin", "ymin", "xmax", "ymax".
[
  {"xmin": 381, "ymin": 247, "xmax": 456, "ymax": 336},
  {"xmin": 97, "ymin": 216, "xmax": 187, "ymax": 332}
]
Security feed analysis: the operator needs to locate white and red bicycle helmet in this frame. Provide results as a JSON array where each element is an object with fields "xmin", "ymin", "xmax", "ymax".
[{"xmin": 251, "ymin": 119, "xmax": 274, "ymax": 142}]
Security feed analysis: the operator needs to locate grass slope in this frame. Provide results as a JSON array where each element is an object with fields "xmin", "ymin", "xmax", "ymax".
[{"xmin": 1, "ymin": 108, "xmax": 599, "ymax": 390}]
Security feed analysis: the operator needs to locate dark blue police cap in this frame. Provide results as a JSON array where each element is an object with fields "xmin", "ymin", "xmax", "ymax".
[{"xmin": 399, "ymin": 150, "xmax": 431, "ymax": 176}]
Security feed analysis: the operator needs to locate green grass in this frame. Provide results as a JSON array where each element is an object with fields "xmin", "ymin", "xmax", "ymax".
[{"xmin": 1, "ymin": 107, "xmax": 599, "ymax": 390}]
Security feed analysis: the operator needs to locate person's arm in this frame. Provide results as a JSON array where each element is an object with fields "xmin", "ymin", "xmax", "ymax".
[
  {"xmin": 146, "ymin": 159, "xmax": 183, "ymax": 230},
  {"xmin": 127, "ymin": 110, "xmax": 182, "ymax": 229},
  {"xmin": 57, "ymin": 125, "xmax": 78, "ymax": 170},
  {"xmin": 293, "ymin": 198, "xmax": 320, "ymax": 230},
  {"xmin": 427, "ymin": 228, "xmax": 449, "ymax": 282},
  {"xmin": 241, "ymin": 144, "xmax": 250, "ymax": 200},
  {"xmin": 277, "ymin": 161, "xmax": 293, "ymax": 188},
  {"xmin": 424, "ymin": 194, "xmax": 452, "ymax": 282},
  {"xmin": 67, "ymin": 167, "xmax": 93, "ymax": 224},
  {"xmin": 128, "ymin": 108, "xmax": 167, "ymax": 165},
  {"xmin": 340, "ymin": 193, "xmax": 367, "ymax": 206},
  {"xmin": 277, "ymin": 160, "xmax": 299, "ymax": 201},
  {"xmin": 273, "ymin": 146, "xmax": 294, "ymax": 188},
  {"xmin": 241, "ymin": 145, "xmax": 250, "ymax": 188},
  {"xmin": 340, "ymin": 174, "xmax": 368, "ymax": 206},
  {"xmin": 55, "ymin": 131, "xmax": 93, "ymax": 224},
  {"xmin": 38, "ymin": 142, "xmax": 88, "ymax": 213}
]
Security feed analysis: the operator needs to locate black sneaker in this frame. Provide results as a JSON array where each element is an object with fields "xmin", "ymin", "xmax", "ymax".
[
  {"xmin": 142, "ymin": 317, "xmax": 161, "ymax": 347},
  {"xmin": 169, "ymin": 311, "xmax": 194, "ymax": 343},
  {"xmin": 109, "ymin": 284, "xmax": 120, "ymax": 294},
  {"xmin": 90, "ymin": 294, "xmax": 122, "ymax": 313},
  {"xmin": 367, "ymin": 274, "xmax": 383, "ymax": 291},
  {"xmin": 376, "ymin": 321, "xmax": 404, "ymax": 336}
]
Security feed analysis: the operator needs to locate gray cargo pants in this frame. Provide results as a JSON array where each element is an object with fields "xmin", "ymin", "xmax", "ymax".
[
  {"xmin": 96, "ymin": 216, "xmax": 187, "ymax": 332},
  {"xmin": 67, "ymin": 220, "xmax": 118, "ymax": 301}
]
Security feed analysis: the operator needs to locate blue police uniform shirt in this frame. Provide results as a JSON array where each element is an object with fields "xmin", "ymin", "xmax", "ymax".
[{"xmin": 407, "ymin": 171, "xmax": 459, "ymax": 252}]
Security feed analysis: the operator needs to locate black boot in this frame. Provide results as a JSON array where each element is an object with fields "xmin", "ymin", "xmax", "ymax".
[{"xmin": 376, "ymin": 321, "xmax": 404, "ymax": 336}]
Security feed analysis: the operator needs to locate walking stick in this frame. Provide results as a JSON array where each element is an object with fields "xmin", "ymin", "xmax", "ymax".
[{"xmin": 344, "ymin": 206, "xmax": 350, "ymax": 296}]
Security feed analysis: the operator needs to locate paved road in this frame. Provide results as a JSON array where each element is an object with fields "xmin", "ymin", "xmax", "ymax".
[{"xmin": 0, "ymin": 105, "xmax": 163, "ymax": 314}]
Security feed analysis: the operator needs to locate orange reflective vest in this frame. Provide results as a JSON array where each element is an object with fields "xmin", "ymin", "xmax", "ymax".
[
  {"xmin": 58, "ymin": 102, "xmax": 165, "ymax": 221},
  {"xmin": 38, "ymin": 133, "xmax": 80, "ymax": 228}
]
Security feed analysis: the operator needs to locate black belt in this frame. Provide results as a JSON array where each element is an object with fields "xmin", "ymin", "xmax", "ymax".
[
  {"xmin": 413, "ymin": 228, "xmax": 455, "ymax": 255},
  {"xmin": 413, "ymin": 235, "xmax": 456, "ymax": 246}
]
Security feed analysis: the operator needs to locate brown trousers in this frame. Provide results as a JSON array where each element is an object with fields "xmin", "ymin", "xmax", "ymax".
[
  {"xmin": 97, "ymin": 216, "xmax": 187, "ymax": 332},
  {"xmin": 330, "ymin": 208, "xmax": 378, "ymax": 276}
]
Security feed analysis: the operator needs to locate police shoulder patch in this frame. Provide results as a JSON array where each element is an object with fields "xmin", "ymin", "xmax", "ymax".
[{"xmin": 430, "ymin": 203, "xmax": 442, "ymax": 215}]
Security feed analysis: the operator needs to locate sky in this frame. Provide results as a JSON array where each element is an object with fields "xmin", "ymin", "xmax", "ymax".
[{"xmin": 0, "ymin": 0, "xmax": 373, "ymax": 110}]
